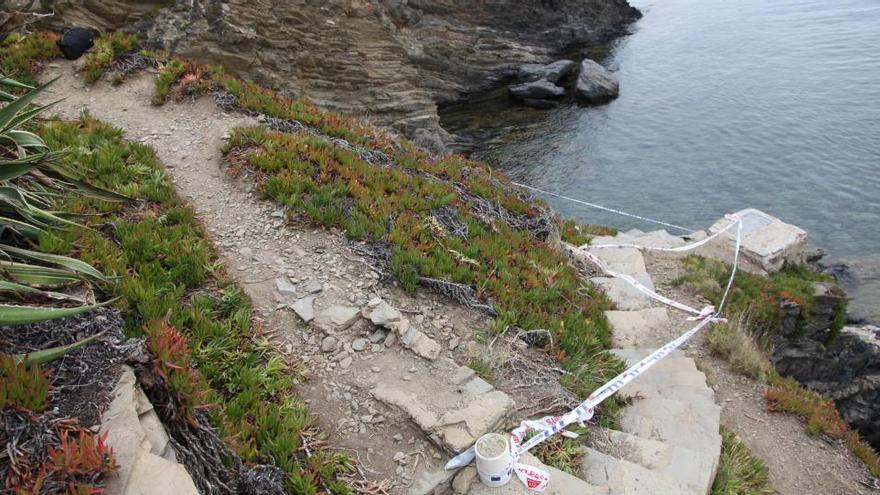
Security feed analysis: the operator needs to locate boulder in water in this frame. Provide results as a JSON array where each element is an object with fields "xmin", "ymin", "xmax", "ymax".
[
  {"xmin": 58, "ymin": 27, "xmax": 98, "ymax": 60},
  {"xmin": 516, "ymin": 60, "xmax": 578, "ymax": 84},
  {"xmin": 575, "ymin": 59, "xmax": 619, "ymax": 103},
  {"xmin": 509, "ymin": 79, "xmax": 565, "ymax": 101}
]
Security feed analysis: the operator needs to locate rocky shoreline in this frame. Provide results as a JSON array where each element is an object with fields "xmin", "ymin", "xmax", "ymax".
[{"xmin": 41, "ymin": 0, "xmax": 640, "ymax": 152}]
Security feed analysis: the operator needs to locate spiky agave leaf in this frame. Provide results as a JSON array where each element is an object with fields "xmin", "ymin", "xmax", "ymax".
[
  {"xmin": 10, "ymin": 331, "xmax": 107, "ymax": 365},
  {"xmin": 0, "ymin": 300, "xmax": 114, "ymax": 325},
  {"xmin": 0, "ymin": 243, "xmax": 109, "ymax": 281}
]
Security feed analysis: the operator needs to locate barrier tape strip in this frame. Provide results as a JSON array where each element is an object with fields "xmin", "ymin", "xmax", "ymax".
[
  {"xmin": 584, "ymin": 215, "xmax": 741, "ymax": 253},
  {"xmin": 445, "ymin": 215, "xmax": 744, "ymax": 492},
  {"xmin": 512, "ymin": 181, "xmax": 696, "ymax": 233}
]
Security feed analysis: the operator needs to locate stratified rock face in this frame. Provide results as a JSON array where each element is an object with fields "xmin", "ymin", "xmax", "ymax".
[
  {"xmin": 772, "ymin": 325, "xmax": 880, "ymax": 449},
  {"xmin": 575, "ymin": 58, "xmax": 620, "ymax": 103},
  {"xmin": 46, "ymin": 0, "xmax": 640, "ymax": 149}
]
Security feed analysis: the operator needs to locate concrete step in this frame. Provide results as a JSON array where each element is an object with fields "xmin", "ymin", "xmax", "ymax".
[
  {"xmin": 590, "ymin": 274, "xmax": 656, "ymax": 310},
  {"xmin": 457, "ymin": 452, "xmax": 609, "ymax": 495},
  {"xmin": 587, "ymin": 428, "xmax": 716, "ymax": 494},
  {"xmin": 604, "ymin": 308, "xmax": 671, "ymax": 348},
  {"xmin": 579, "ymin": 446, "xmax": 691, "ymax": 495},
  {"xmin": 620, "ymin": 395, "xmax": 722, "ymax": 454}
]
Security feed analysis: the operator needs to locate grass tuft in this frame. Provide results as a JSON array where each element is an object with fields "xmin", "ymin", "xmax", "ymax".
[
  {"xmin": 467, "ymin": 355, "xmax": 496, "ymax": 383},
  {"xmin": 711, "ymin": 426, "xmax": 773, "ymax": 495},
  {"xmin": 706, "ymin": 311, "xmax": 773, "ymax": 382}
]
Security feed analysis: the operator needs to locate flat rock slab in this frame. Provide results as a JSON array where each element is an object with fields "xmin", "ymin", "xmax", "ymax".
[
  {"xmin": 102, "ymin": 366, "xmax": 199, "ymax": 495},
  {"xmin": 314, "ymin": 305, "xmax": 360, "ymax": 331},
  {"xmin": 516, "ymin": 60, "xmax": 577, "ymax": 83},
  {"xmin": 371, "ymin": 357, "xmax": 514, "ymax": 453},
  {"xmin": 604, "ymin": 308, "xmax": 670, "ymax": 348},
  {"xmin": 509, "ymin": 79, "xmax": 565, "ymax": 100},
  {"xmin": 290, "ymin": 296, "xmax": 316, "ymax": 322},
  {"xmin": 456, "ymin": 453, "xmax": 608, "ymax": 494},
  {"xmin": 591, "ymin": 274, "xmax": 656, "ymax": 310}
]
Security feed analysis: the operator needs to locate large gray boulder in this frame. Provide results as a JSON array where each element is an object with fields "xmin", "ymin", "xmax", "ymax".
[
  {"xmin": 575, "ymin": 59, "xmax": 620, "ymax": 103},
  {"xmin": 509, "ymin": 79, "xmax": 565, "ymax": 100},
  {"xmin": 516, "ymin": 59, "xmax": 578, "ymax": 83}
]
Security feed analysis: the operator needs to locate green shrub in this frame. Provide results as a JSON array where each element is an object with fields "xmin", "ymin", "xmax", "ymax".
[{"xmin": 0, "ymin": 354, "xmax": 49, "ymax": 412}]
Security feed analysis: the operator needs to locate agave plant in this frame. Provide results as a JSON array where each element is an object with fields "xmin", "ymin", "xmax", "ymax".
[{"xmin": 0, "ymin": 75, "xmax": 127, "ymax": 350}]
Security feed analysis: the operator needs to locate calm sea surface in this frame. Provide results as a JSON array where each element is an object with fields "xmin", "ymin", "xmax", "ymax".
[{"xmin": 440, "ymin": 0, "xmax": 880, "ymax": 322}]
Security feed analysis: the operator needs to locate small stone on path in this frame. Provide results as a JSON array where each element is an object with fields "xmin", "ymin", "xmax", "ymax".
[
  {"xmin": 321, "ymin": 336, "xmax": 338, "ymax": 353},
  {"xmin": 352, "ymin": 338, "xmax": 368, "ymax": 352}
]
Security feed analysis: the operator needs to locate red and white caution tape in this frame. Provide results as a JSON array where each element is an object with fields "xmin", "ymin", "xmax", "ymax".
[
  {"xmin": 445, "ymin": 206, "xmax": 744, "ymax": 491},
  {"xmin": 584, "ymin": 214, "xmax": 741, "ymax": 253}
]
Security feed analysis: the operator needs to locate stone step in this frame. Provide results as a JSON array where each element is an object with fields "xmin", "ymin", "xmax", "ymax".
[
  {"xmin": 604, "ymin": 308, "xmax": 671, "ymax": 348},
  {"xmin": 371, "ymin": 356, "xmax": 515, "ymax": 455},
  {"xmin": 590, "ymin": 274, "xmax": 656, "ymax": 310},
  {"xmin": 610, "ymin": 349, "xmax": 713, "ymax": 398},
  {"xmin": 592, "ymin": 229, "xmax": 687, "ymax": 250},
  {"xmin": 579, "ymin": 446, "xmax": 691, "ymax": 494},
  {"xmin": 619, "ymin": 396, "xmax": 722, "ymax": 454},
  {"xmin": 585, "ymin": 246, "xmax": 647, "ymax": 275},
  {"xmin": 457, "ymin": 452, "xmax": 609, "ymax": 495},
  {"xmin": 587, "ymin": 428, "xmax": 715, "ymax": 494},
  {"xmin": 620, "ymin": 381, "xmax": 715, "ymax": 407}
]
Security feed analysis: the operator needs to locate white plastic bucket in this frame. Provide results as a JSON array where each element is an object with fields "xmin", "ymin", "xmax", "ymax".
[{"xmin": 475, "ymin": 433, "xmax": 514, "ymax": 487}]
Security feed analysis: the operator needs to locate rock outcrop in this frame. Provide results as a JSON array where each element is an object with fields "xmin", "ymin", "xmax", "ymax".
[
  {"xmin": 508, "ymin": 79, "xmax": 566, "ymax": 101},
  {"xmin": 44, "ymin": 0, "xmax": 640, "ymax": 150},
  {"xmin": 101, "ymin": 366, "xmax": 199, "ymax": 495},
  {"xmin": 516, "ymin": 59, "xmax": 578, "ymax": 84},
  {"xmin": 575, "ymin": 58, "xmax": 620, "ymax": 103},
  {"xmin": 772, "ymin": 325, "xmax": 880, "ymax": 448}
]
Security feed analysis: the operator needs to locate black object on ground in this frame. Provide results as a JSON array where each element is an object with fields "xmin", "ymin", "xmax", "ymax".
[{"xmin": 58, "ymin": 27, "xmax": 97, "ymax": 60}]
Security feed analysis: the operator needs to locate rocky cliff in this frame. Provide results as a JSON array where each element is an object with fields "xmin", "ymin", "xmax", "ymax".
[
  {"xmin": 768, "ymin": 283, "xmax": 880, "ymax": 449},
  {"xmin": 43, "ymin": 0, "xmax": 639, "ymax": 150},
  {"xmin": 773, "ymin": 325, "xmax": 880, "ymax": 449}
]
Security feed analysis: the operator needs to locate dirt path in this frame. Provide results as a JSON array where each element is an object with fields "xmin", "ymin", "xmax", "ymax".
[
  {"xmin": 40, "ymin": 63, "xmax": 484, "ymax": 492},
  {"xmin": 39, "ymin": 62, "xmax": 583, "ymax": 494},
  {"xmin": 646, "ymin": 250, "xmax": 874, "ymax": 495}
]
